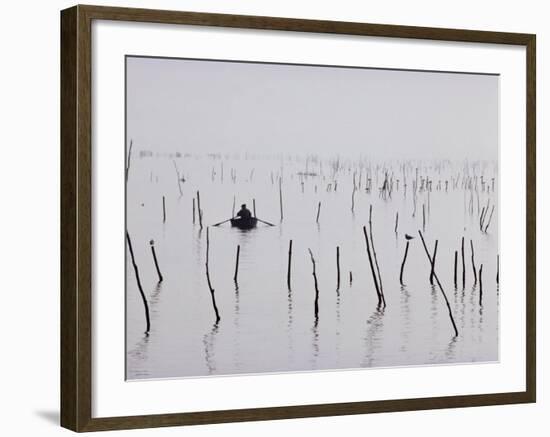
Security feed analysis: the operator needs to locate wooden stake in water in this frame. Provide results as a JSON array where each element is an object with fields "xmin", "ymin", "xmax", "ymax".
[
  {"xmin": 279, "ymin": 177, "xmax": 284, "ymax": 222},
  {"xmin": 430, "ymin": 240, "xmax": 439, "ymax": 285},
  {"xmin": 418, "ymin": 231, "xmax": 459, "ymax": 337},
  {"xmin": 479, "ymin": 206, "xmax": 486, "ymax": 231},
  {"xmin": 369, "ymin": 206, "xmax": 385, "ymax": 307},
  {"xmin": 233, "ymin": 245, "xmax": 240, "ymax": 282},
  {"xmin": 479, "ymin": 264, "xmax": 484, "ymax": 306},
  {"xmin": 470, "ymin": 240, "xmax": 477, "ymax": 284},
  {"xmin": 126, "ymin": 232, "xmax": 150, "ymax": 333},
  {"xmin": 126, "ymin": 139, "xmax": 133, "ymax": 182},
  {"xmin": 454, "ymin": 250, "xmax": 458, "ymax": 289},
  {"xmin": 484, "ymin": 206, "xmax": 495, "ymax": 233},
  {"xmin": 336, "ymin": 246, "xmax": 341, "ymax": 290},
  {"xmin": 461, "ymin": 236, "xmax": 466, "ymax": 289},
  {"xmin": 253, "ymin": 199, "xmax": 257, "ymax": 218},
  {"xmin": 363, "ymin": 226, "xmax": 382, "ymax": 308},
  {"xmin": 172, "ymin": 160, "xmax": 183, "ymax": 196},
  {"xmin": 287, "ymin": 240, "xmax": 293, "ymax": 290},
  {"xmin": 394, "ymin": 212, "xmax": 399, "ymax": 234},
  {"xmin": 400, "ymin": 240, "xmax": 410, "ymax": 285},
  {"xmin": 422, "ymin": 204, "xmax": 426, "ymax": 231},
  {"xmin": 496, "ymin": 254, "xmax": 500, "ymax": 285},
  {"xmin": 308, "ymin": 248, "xmax": 320, "ymax": 322},
  {"xmin": 197, "ymin": 191, "xmax": 203, "ymax": 230},
  {"xmin": 162, "ymin": 196, "xmax": 166, "ymax": 223},
  {"xmin": 149, "ymin": 239, "xmax": 163, "ymax": 282},
  {"xmin": 316, "ymin": 201, "xmax": 321, "ymax": 223},
  {"xmin": 205, "ymin": 227, "xmax": 220, "ymax": 324}
]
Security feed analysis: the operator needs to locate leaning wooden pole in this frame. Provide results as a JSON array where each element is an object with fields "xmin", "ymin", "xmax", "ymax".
[
  {"xmin": 205, "ymin": 227, "xmax": 220, "ymax": 324},
  {"xmin": 126, "ymin": 232, "xmax": 150, "ymax": 333},
  {"xmin": 149, "ymin": 239, "xmax": 163, "ymax": 282},
  {"xmin": 484, "ymin": 206, "xmax": 495, "ymax": 233},
  {"xmin": 233, "ymin": 245, "xmax": 240, "ymax": 282},
  {"xmin": 430, "ymin": 240, "xmax": 439, "ymax": 285},
  {"xmin": 126, "ymin": 139, "xmax": 133, "ymax": 182},
  {"xmin": 418, "ymin": 231, "xmax": 459, "ymax": 337},
  {"xmin": 399, "ymin": 240, "xmax": 410, "ymax": 285},
  {"xmin": 369, "ymin": 206, "xmax": 385, "ymax": 306},
  {"xmin": 316, "ymin": 201, "xmax": 321, "ymax": 223},
  {"xmin": 363, "ymin": 226, "xmax": 382, "ymax": 307}
]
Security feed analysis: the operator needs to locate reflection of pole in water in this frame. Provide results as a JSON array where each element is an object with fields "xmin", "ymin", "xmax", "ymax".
[
  {"xmin": 362, "ymin": 308, "xmax": 385, "ymax": 368},
  {"xmin": 399, "ymin": 285, "xmax": 411, "ymax": 354},
  {"xmin": 202, "ymin": 324, "xmax": 219, "ymax": 375}
]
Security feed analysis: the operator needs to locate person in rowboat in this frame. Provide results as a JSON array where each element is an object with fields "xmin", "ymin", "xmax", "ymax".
[{"xmin": 235, "ymin": 204, "xmax": 252, "ymax": 220}]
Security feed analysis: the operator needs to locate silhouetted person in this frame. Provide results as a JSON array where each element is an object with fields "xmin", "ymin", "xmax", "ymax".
[{"xmin": 236, "ymin": 204, "xmax": 252, "ymax": 220}]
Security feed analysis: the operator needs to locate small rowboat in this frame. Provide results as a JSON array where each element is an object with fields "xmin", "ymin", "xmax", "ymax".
[{"xmin": 230, "ymin": 217, "xmax": 258, "ymax": 230}]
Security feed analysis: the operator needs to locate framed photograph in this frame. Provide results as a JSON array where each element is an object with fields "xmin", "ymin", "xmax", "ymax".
[{"xmin": 60, "ymin": 5, "xmax": 536, "ymax": 432}]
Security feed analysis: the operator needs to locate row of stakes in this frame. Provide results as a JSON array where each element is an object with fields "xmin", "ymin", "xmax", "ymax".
[{"xmin": 127, "ymin": 203, "xmax": 498, "ymax": 338}]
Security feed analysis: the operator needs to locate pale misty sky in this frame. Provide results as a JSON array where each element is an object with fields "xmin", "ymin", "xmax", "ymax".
[{"xmin": 126, "ymin": 56, "xmax": 498, "ymax": 160}]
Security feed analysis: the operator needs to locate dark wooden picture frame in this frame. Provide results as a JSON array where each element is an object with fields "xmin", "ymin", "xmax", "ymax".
[{"xmin": 61, "ymin": 4, "xmax": 536, "ymax": 432}]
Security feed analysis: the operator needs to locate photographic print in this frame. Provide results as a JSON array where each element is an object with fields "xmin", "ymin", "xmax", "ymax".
[{"xmin": 125, "ymin": 56, "xmax": 499, "ymax": 380}]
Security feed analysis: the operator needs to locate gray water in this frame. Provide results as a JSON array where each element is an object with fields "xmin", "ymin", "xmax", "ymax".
[{"xmin": 126, "ymin": 153, "xmax": 499, "ymax": 380}]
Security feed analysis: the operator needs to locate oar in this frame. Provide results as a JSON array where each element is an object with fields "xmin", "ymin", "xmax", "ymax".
[
  {"xmin": 212, "ymin": 218, "xmax": 233, "ymax": 227},
  {"xmin": 257, "ymin": 218, "xmax": 275, "ymax": 227}
]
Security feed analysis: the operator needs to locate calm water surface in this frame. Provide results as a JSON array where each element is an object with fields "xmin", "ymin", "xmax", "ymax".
[{"xmin": 126, "ymin": 154, "xmax": 499, "ymax": 380}]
